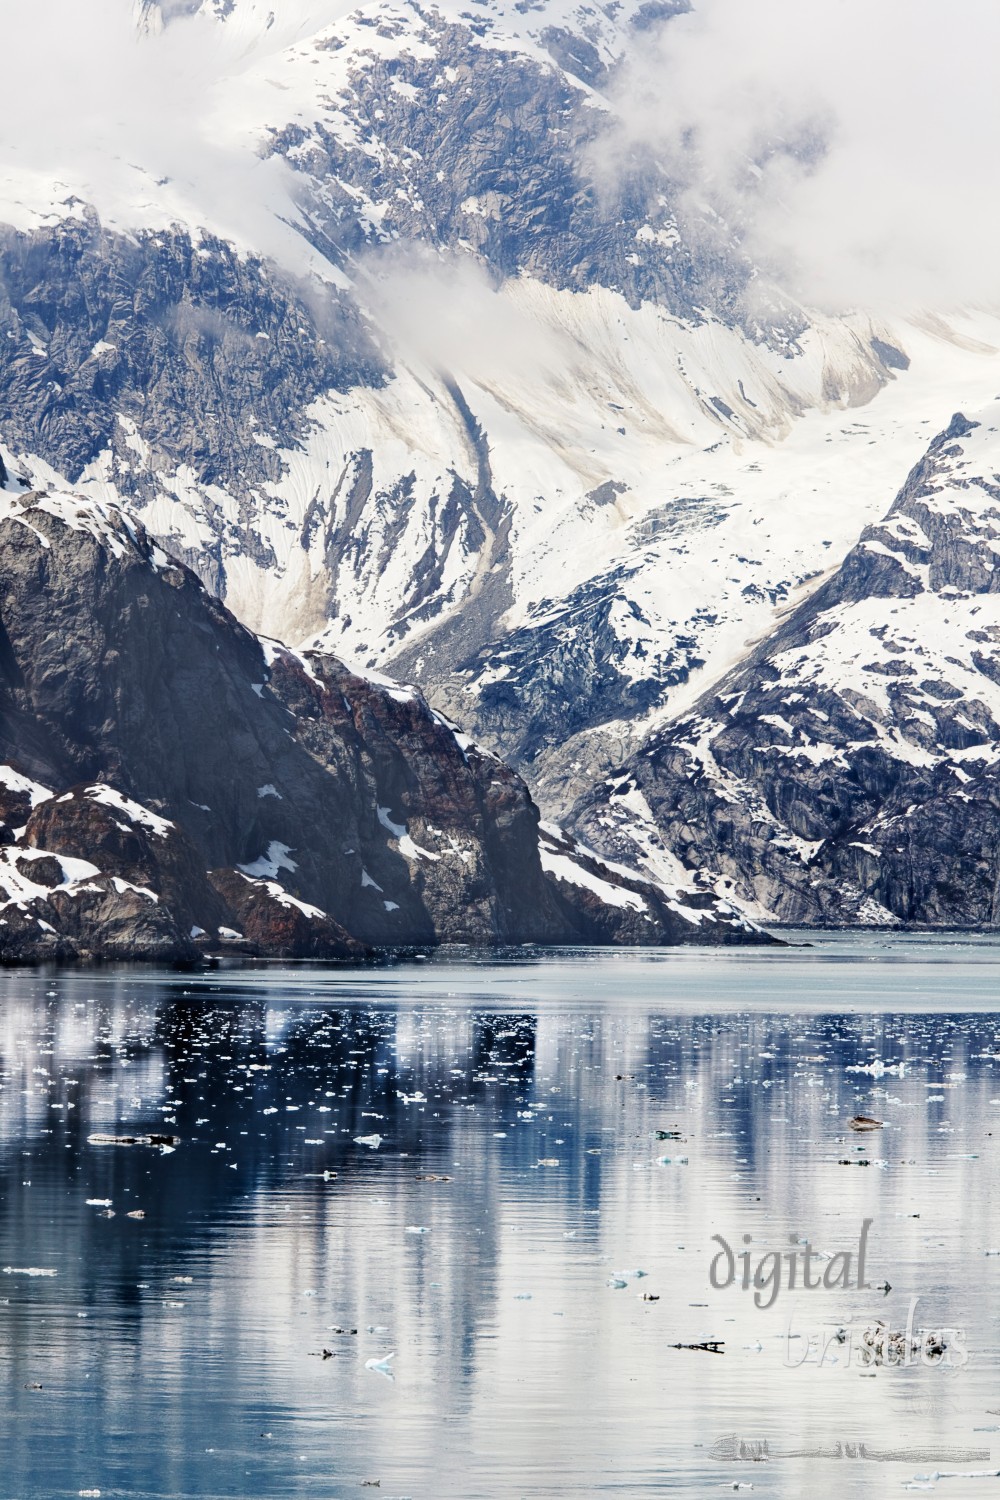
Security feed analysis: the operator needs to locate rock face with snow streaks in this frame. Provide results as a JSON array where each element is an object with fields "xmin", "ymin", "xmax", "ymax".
[
  {"xmin": 0, "ymin": 487, "xmax": 759, "ymax": 960},
  {"xmin": 571, "ymin": 411, "xmax": 1000, "ymax": 927}
]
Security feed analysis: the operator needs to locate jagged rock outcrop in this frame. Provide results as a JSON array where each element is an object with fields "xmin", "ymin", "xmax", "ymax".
[
  {"xmin": 0, "ymin": 488, "xmax": 761, "ymax": 961},
  {"xmin": 571, "ymin": 411, "xmax": 1000, "ymax": 927},
  {"xmin": 272, "ymin": 10, "xmax": 791, "ymax": 339},
  {"xmin": 0, "ymin": 215, "xmax": 382, "ymax": 509}
]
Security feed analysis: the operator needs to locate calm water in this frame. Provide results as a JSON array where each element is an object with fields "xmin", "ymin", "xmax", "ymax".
[{"xmin": 3, "ymin": 935, "xmax": 1000, "ymax": 1498}]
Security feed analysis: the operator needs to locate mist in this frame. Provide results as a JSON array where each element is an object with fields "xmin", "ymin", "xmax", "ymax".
[
  {"xmin": 354, "ymin": 244, "xmax": 579, "ymax": 390},
  {"xmin": 594, "ymin": 0, "xmax": 1000, "ymax": 313},
  {"xmin": 0, "ymin": 0, "xmax": 304, "ymax": 262}
]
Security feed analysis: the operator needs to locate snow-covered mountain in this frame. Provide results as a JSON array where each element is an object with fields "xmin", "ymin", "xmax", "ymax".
[
  {"xmin": 570, "ymin": 407, "xmax": 1000, "ymax": 926},
  {"xmin": 2, "ymin": 0, "xmax": 1000, "ymax": 935}
]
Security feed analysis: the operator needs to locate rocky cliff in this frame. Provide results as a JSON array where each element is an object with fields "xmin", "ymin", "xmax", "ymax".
[
  {"xmin": 571, "ymin": 410, "xmax": 1000, "ymax": 927},
  {"xmin": 0, "ymin": 484, "xmax": 759, "ymax": 961}
]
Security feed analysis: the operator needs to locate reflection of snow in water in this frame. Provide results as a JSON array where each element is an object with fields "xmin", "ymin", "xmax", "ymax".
[{"xmin": 0, "ymin": 938, "xmax": 999, "ymax": 1495}]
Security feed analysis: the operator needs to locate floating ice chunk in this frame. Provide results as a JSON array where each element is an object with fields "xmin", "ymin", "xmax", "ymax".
[
  {"xmin": 364, "ymin": 1352, "xmax": 395, "ymax": 1381},
  {"xmin": 354, "ymin": 1134, "xmax": 382, "ymax": 1149}
]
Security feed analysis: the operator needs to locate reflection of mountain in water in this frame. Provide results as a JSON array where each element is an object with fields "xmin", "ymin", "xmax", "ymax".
[{"xmin": 0, "ymin": 960, "xmax": 999, "ymax": 1495}]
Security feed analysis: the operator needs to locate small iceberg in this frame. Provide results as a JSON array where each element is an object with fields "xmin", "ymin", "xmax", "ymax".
[{"xmin": 365, "ymin": 1352, "xmax": 395, "ymax": 1381}]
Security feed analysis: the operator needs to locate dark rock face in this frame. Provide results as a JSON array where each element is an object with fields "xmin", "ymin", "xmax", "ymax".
[
  {"xmin": 0, "ymin": 489, "xmax": 760, "ymax": 961},
  {"xmin": 25, "ymin": 786, "xmax": 230, "ymax": 939},
  {"xmin": 206, "ymin": 868, "xmax": 363, "ymax": 960},
  {"xmin": 571, "ymin": 412, "xmax": 1000, "ymax": 927}
]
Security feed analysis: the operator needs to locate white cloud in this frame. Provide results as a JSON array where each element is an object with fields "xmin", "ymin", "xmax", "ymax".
[
  {"xmin": 0, "ymin": 0, "xmax": 309, "ymax": 264},
  {"xmin": 355, "ymin": 244, "xmax": 578, "ymax": 388},
  {"xmin": 594, "ymin": 0, "xmax": 1000, "ymax": 313}
]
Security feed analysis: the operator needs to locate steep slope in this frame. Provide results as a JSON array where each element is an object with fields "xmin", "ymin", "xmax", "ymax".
[
  {"xmin": 5, "ymin": 0, "xmax": 1000, "ymax": 825},
  {"xmin": 0, "ymin": 482, "xmax": 759, "ymax": 960},
  {"xmin": 570, "ymin": 407, "xmax": 1000, "ymax": 927}
]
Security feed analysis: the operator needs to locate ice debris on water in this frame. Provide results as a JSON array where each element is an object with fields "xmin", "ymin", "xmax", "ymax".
[
  {"xmin": 87, "ymin": 1133, "xmax": 180, "ymax": 1148},
  {"xmin": 354, "ymin": 1134, "xmax": 382, "ymax": 1149},
  {"xmin": 3, "ymin": 1267, "xmax": 57, "ymax": 1277},
  {"xmin": 365, "ymin": 1352, "xmax": 395, "ymax": 1381},
  {"xmin": 847, "ymin": 1060, "xmax": 905, "ymax": 1078},
  {"xmin": 905, "ymin": 1471, "xmax": 1000, "ymax": 1489},
  {"xmin": 405, "ymin": 1225, "xmax": 429, "ymax": 1235}
]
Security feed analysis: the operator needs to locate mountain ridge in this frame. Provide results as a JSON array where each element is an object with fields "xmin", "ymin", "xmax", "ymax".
[
  {"xmin": 0, "ymin": 480, "xmax": 760, "ymax": 961},
  {"xmin": 569, "ymin": 406, "xmax": 1000, "ymax": 927}
]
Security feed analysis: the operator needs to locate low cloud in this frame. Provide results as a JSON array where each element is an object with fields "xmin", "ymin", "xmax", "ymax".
[
  {"xmin": 0, "ymin": 0, "xmax": 304, "ymax": 262},
  {"xmin": 355, "ymin": 244, "xmax": 578, "ymax": 388},
  {"xmin": 593, "ymin": 0, "xmax": 1000, "ymax": 313}
]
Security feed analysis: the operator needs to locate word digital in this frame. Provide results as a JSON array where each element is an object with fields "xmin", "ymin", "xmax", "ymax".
[{"xmin": 710, "ymin": 1219, "xmax": 873, "ymax": 1308}]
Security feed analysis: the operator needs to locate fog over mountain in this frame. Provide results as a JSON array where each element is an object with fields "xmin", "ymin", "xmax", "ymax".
[{"xmin": 594, "ymin": 0, "xmax": 1000, "ymax": 312}]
